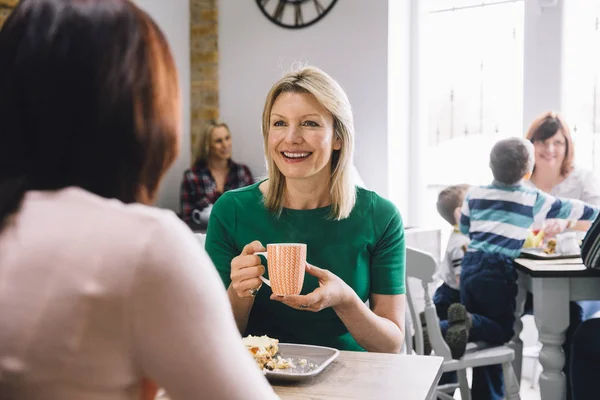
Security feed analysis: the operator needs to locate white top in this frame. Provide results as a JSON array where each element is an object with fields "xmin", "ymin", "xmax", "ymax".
[
  {"xmin": 436, "ymin": 230, "xmax": 470, "ymax": 290},
  {"xmin": 525, "ymin": 167, "xmax": 600, "ymax": 237},
  {"xmin": 0, "ymin": 188, "xmax": 278, "ymax": 400},
  {"xmin": 525, "ymin": 167, "xmax": 600, "ymax": 206}
]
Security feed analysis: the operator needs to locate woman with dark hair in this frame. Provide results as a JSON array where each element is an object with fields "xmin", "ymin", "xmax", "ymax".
[
  {"xmin": 525, "ymin": 111, "xmax": 600, "ymax": 237},
  {"xmin": 0, "ymin": 1, "xmax": 278, "ymax": 399},
  {"xmin": 523, "ymin": 111, "xmax": 600, "ymax": 399},
  {"xmin": 525, "ymin": 112, "xmax": 600, "ymax": 318},
  {"xmin": 180, "ymin": 120, "xmax": 253, "ymax": 226}
]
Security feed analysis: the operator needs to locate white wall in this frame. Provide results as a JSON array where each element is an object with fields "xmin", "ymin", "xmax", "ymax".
[
  {"xmin": 134, "ymin": 0, "xmax": 191, "ymax": 212},
  {"xmin": 219, "ymin": 0, "xmax": 392, "ymax": 197}
]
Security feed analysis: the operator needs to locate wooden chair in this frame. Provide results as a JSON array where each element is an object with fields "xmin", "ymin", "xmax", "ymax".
[{"xmin": 405, "ymin": 246, "xmax": 521, "ymax": 400}]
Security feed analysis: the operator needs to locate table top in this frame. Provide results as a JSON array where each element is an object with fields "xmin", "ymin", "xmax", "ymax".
[
  {"xmin": 271, "ymin": 351, "xmax": 443, "ymax": 400},
  {"xmin": 515, "ymin": 257, "xmax": 600, "ymax": 277}
]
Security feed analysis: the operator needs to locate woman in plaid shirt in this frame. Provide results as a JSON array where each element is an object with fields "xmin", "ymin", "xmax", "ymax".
[{"xmin": 180, "ymin": 121, "xmax": 254, "ymax": 224}]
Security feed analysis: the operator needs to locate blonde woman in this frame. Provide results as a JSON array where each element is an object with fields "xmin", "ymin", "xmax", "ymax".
[
  {"xmin": 180, "ymin": 121, "xmax": 253, "ymax": 225},
  {"xmin": 205, "ymin": 66, "xmax": 406, "ymax": 353}
]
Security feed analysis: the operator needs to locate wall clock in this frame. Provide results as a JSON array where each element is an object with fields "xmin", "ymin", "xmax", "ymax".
[{"xmin": 256, "ymin": 0, "xmax": 338, "ymax": 29}]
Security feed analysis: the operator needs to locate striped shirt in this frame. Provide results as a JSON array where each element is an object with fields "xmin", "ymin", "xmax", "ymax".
[
  {"xmin": 582, "ymin": 214, "xmax": 600, "ymax": 269},
  {"xmin": 459, "ymin": 181, "xmax": 599, "ymax": 258}
]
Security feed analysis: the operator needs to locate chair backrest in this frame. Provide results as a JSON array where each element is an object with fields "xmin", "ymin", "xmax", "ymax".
[
  {"xmin": 405, "ymin": 246, "xmax": 452, "ymax": 360},
  {"xmin": 406, "ymin": 246, "xmax": 437, "ymax": 283}
]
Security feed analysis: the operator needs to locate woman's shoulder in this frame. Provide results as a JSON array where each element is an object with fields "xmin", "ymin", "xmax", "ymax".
[
  {"xmin": 230, "ymin": 160, "xmax": 250, "ymax": 168},
  {"xmin": 184, "ymin": 159, "xmax": 208, "ymax": 176},
  {"xmin": 27, "ymin": 187, "xmax": 186, "ymax": 240},
  {"xmin": 213, "ymin": 181, "xmax": 262, "ymax": 208},
  {"xmin": 71, "ymin": 190, "xmax": 208, "ymax": 271},
  {"xmin": 569, "ymin": 167, "xmax": 598, "ymax": 183},
  {"xmin": 355, "ymin": 186, "xmax": 399, "ymax": 210},
  {"xmin": 556, "ymin": 167, "xmax": 599, "ymax": 197},
  {"xmin": 187, "ymin": 159, "xmax": 251, "ymax": 175},
  {"xmin": 19, "ymin": 188, "xmax": 199, "ymax": 283},
  {"xmin": 354, "ymin": 187, "xmax": 401, "ymax": 221},
  {"xmin": 229, "ymin": 160, "xmax": 252, "ymax": 172}
]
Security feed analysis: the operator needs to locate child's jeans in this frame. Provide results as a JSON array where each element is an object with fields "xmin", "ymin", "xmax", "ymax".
[
  {"xmin": 461, "ymin": 251, "xmax": 518, "ymax": 344},
  {"xmin": 433, "ymin": 282, "xmax": 460, "ymax": 320},
  {"xmin": 459, "ymin": 250, "xmax": 518, "ymax": 400}
]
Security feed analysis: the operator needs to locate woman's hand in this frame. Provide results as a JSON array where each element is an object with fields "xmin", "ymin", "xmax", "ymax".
[
  {"xmin": 230, "ymin": 241, "xmax": 266, "ymax": 298},
  {"xmin": 543, "ymin": 219, "xmax": 569, "ymax": 238},
  {"xmin": 270, "ymin": 263, "xmax": 354, "ymax": 312}
]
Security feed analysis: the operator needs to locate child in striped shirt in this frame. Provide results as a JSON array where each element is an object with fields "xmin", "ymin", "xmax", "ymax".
[{"xmin": 444, "ymin": 137, "xmax": 599, "ymax": 399}]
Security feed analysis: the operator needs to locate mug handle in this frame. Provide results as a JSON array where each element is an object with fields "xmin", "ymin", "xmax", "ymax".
[{"xmin": 254, "ymin": 251, "xmax": 271, "ymax": 287}]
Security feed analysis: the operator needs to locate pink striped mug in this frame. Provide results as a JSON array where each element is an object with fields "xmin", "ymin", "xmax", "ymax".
[{"xmin": 256, "ymin": 243, "xmax": 307, "ymax": 295}]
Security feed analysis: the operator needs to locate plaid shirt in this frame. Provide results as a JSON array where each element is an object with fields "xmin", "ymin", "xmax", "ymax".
[{"xmin": 180, "ymin": 159, "xmax": 253, "ymax": 223}]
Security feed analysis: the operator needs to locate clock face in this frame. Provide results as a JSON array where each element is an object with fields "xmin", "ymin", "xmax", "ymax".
[{"xmin": 256, "ymin": 0, "xmax": 338, "ymax": 29}]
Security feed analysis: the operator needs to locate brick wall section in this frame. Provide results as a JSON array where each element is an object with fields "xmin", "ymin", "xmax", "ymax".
[{"xmin": 190, "ymin": 0, "xmax": 219, "ymax": 162}]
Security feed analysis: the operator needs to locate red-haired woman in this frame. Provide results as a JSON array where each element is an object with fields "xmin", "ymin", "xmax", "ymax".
[{"xmin": 0, "ymin": 1, "xmax": 277, "ymax": 399}]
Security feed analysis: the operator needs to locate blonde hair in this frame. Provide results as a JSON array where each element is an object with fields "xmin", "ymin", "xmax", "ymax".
[
  {"xmin": 192, "ymin": 120, "xmax": 230, "ymax": 165},
  {"xmin": 261, "ymin": 66, "xmax": 356, "ymax": 220}
]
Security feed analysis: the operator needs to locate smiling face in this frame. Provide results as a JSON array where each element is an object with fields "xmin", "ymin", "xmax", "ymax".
[
  {"xmin": 532, "ymin": 130, "xmax": 567, "ymax": 173},
  {"xmin": 208, "ymin": 126, "xmax": 232, "ymax": 161},
  {"xmin": 268, "ymin": 91, "xmax": 341, "ymax": 184}
]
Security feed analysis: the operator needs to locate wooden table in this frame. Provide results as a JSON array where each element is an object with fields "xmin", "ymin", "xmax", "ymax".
[
  {"xmin": 513, "ymin": 257, "xmax": 600, "ymax": 400},
  {"xmin": 271, "ymin": 351, "xmax": 443, "ymax": 400}
]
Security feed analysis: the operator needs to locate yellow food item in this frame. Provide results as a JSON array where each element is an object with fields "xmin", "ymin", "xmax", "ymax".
[{"xmin": 524, "ymin": 230, "xmax": 545, "ymax": 249}]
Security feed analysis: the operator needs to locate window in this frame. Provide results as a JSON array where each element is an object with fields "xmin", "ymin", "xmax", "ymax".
[
  {"xmin": 563, "ymin": 1, "xmax": 600, "ymax": 174},
  {"xmin": 422, "ymin": 0, "xmax": 524, "ymax": 228}
]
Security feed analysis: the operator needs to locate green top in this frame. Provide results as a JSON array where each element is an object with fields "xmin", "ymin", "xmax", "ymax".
[{"xmin": 205, "ymin": 181, "xmax": 406, "ymax": 351}]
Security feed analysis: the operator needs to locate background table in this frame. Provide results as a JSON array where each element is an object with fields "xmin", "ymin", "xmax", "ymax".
[
  {"xmin": 514, "ymin": 257, "xmax": 600, "ymax": 400},
  {"xmin": 271, "ymin": 351, "xmax": 443, "ymax": 400}
]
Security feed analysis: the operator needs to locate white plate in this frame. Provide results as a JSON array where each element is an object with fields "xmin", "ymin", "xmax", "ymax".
[
  {"xmin": 264, "ymin": 343, "xmax": 339, "ymax": 382},
  {"xmin": 520, "ymin": 248, "xmax": 580, "ymax": 260}
]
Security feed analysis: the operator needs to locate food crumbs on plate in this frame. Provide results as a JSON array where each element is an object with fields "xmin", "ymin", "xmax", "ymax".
[
  {"xmin": 544, "ymin": 238, "xmax": 557, "ymax": 255},
  {"xmin": 299, "ymin": 358, "xmax": 307, "ymax": 366},
  {"xmin": 264, "ymin": 355, "xmax": 295, "ymax": 371},
  {"xmin": 242, "ymin": 335, "xmax": 294, "ymax": 371},
  {"xmin": 242, "ymin": 335, "xmax": 279, "ymax": 370}
]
